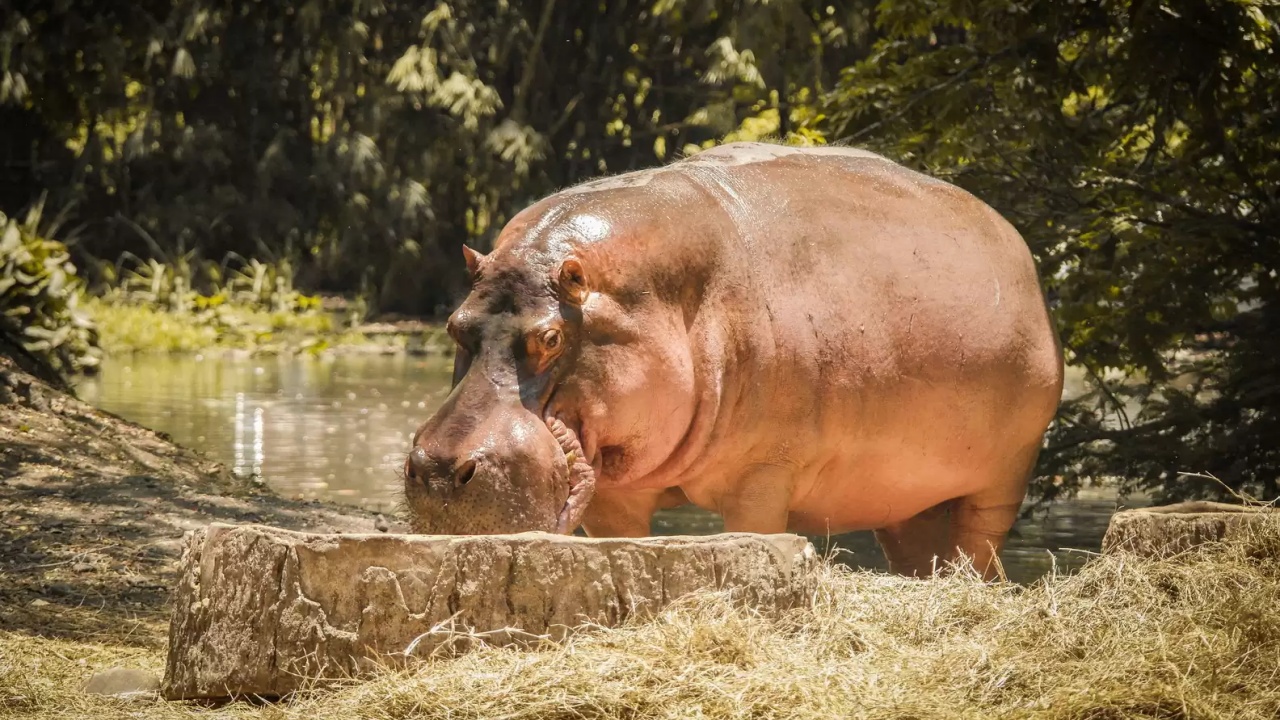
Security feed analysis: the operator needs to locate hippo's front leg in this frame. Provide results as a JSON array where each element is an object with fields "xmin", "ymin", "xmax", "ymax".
[
  {"xmin": 710, "ymin": 464, "xmax": 795, "ymax": 535},
  {"xmin": 580, "ymin": 487, "xmax": 689, "ymax": 537}
]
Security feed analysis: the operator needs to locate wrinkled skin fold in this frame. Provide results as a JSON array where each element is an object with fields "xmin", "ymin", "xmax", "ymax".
[{"xmin": 547, "ymin": 416, "xmax": 597, "ymax": 534}]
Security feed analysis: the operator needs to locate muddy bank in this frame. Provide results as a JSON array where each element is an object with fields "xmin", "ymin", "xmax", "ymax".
[{"xmin": 0, "ymin": 349, "xmax": 407, "ymax": 647}]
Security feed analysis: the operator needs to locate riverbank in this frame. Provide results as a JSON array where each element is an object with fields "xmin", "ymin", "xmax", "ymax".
[
  {"xmin": 0, "ymin": 349, "xmax": 405, "ymax": 649},
  {"xmin": 3, "ymin": 350, "xmax": 1279, "ymax": 718},
  {"xmin": 86, "ymin": 297, "xmax": 453, "ymax": 359}
]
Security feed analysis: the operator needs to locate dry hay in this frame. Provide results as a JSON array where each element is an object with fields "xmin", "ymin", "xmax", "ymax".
[{"xmin": 3, "ymin": 521, "xmax": 1279, "ymax": 720}]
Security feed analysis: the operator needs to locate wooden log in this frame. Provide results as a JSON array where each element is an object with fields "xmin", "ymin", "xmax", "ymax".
[
  {"xmin": 1101, "ymin": 501, "xmax": 1279, "ymax": 558},
  {"xmin": 161, "ymin": 523, "xmax": 819, "ymax": 701}
]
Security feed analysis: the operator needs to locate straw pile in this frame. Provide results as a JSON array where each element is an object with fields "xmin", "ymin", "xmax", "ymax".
[{"xmin": 3, "ymin": 520, "xmax": 1278, "ymax": 720}]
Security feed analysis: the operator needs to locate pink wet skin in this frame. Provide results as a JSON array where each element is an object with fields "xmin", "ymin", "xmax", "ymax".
[{"xmin": 404, "ymin": 141, "xmax": 1065, "ymax": 580}]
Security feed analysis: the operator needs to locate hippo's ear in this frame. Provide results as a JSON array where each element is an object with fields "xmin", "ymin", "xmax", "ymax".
[
  {"xmin": 461, "ymin": 245, "xmax": 486, "ymax": 280},
  {"xmin": 557, "ymin": 258, "xmax": 590, "ymax": 305}
]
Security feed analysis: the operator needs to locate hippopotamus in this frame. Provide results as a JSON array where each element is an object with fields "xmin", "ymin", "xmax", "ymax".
[{"xmin": 404, "ymin": 141, "xmax": 1063, "ymax": 579}]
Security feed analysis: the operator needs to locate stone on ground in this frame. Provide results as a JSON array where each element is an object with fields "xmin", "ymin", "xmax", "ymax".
[
  {"xmin": 83, "ymin": 667, "xmax": 160, "ymax": 698},
  {"xmin": 1102, "ymin": 501, "xmax": 1279, "ymax": 558},
  {"xmin": 162, "ymin": 523, "xmax": 818, "ymax": 700}
]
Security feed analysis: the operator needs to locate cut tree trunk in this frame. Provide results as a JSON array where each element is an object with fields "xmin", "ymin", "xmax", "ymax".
[
  {"xmin": 1101, "ymin": 501, "xmax": 1278, "ymax": 558},
  {"xmin": 161, "ymin": 523, "xmax": 819, "ymax": 701}
]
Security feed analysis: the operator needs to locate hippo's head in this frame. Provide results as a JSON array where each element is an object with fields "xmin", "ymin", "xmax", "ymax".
[
  {"xmin": 404, "ymin": 200, "xmax": 704, "ymax": 536},
  {"xmin": 403, "ymin": 241, "xmax": 599, "ymax": 535}
]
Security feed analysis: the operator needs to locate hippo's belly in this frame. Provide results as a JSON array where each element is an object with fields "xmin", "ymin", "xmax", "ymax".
[{"xmin": 783, "ymin": 368, "xmax": 1020, "ymax": 533}]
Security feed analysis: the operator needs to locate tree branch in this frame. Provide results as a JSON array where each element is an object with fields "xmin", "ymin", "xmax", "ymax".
[
  {"xmin": 510, "ymin": 0, "xmax": 557, "ymax": 124},
  {"xmin": 835, "ymin": 47, "xmax": 1012, "ymax": 142}
]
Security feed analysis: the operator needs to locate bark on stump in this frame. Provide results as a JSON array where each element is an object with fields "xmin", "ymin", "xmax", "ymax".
[
  {"xmin": 161, "ymin": 523, "xmax": 819, "ymax": 701},
  {"xmin": 1101, "ymin": 501, "xmax": 1278, "ymax": 558}
]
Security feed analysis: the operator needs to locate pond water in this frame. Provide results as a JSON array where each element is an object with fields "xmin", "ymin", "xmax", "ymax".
[{"xmin": 76, "ymin": 354, "xmax": 1146, "ymax": 583}]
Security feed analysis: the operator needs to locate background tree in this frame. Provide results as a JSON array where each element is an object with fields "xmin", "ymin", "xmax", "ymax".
[{"xmin": 0, "ymin": 0, "xmax": 869, "ymax": 314}]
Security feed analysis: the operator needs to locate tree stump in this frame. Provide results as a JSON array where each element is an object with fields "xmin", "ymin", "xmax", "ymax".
[
  {"xmin": 161, "ymin": 523, "xmax": 819, "ymax": 701},
  {"xmin": 1101, "ymin": 501, "xmax": 1278, "ymax": 558}
]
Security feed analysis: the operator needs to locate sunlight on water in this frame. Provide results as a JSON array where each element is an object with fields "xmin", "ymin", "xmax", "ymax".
[
  {"xmin": 78, "ymin": 354, "xmax": 456, "ymax": 513},
  {"xmin": 76, "ymin": 356, "xmax": 1145, "ymax": 583}
]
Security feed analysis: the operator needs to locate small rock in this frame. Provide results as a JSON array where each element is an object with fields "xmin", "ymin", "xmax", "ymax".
[
  {"xmin": 29, "ymin": 598, "xmax": 49, "ymax": 607},
  {"xmin": 374, "ymin": 513, "xmax": 390, "ymax": 532},
  {"xmin": 83, "ymin": 667, "xmax": 160, "ymax": 699}
]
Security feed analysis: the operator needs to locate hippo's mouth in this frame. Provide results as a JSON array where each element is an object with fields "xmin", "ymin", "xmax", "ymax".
[{"xmin": 545, "ymin": 416, "xmax": 597, "ymax": 534}]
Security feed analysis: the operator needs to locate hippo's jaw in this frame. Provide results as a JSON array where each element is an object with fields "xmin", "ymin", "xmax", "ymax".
[{"xmin": 546, "ymin": 416, "xmax": 597, "ymax": 533}]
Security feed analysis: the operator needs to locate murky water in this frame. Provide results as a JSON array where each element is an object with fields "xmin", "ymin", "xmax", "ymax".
[{"xmin": 77, "ymin": 354, "xmax": 1145, "ymax": 583}]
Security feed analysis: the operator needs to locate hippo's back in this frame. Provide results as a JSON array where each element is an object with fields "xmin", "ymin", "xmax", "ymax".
[
  {"xmin": 551, "ymin": 141, "xmax": 1061, "ymax": 405},
  {"xmin": 667, "ymin": 143, "xmax": 1057, "ymax": 383}
]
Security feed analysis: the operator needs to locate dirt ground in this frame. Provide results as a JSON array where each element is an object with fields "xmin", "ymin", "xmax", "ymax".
[
  {"xmin": 4, "ymin": 347, "xmax": 1280, "ymax": 720},
  {"xmin": 0, "ymin": 349, "xmax": 408, "ymax": 649}
]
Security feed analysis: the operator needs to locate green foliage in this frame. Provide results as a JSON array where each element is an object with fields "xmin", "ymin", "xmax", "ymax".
[
  {"xmin": 0, "ymin": 198, "xmax": 101, "ymax": 374},
  {"xmin": 100, "ymin": 251, "xmax": 319, "ymax": 317},
  {"xmin": 86, "ymin": 300, "xmax": 219, "ymax": 354},
  {"xmin": 0, "ymin": 0, "xmax": 872, "ymax": 315},
  {"xmin": 824, "ymin": 0, "xmax": 1280, "ymax": 502}
]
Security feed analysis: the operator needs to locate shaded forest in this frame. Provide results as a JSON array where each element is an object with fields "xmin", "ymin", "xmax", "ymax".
[
  {"xmin": 1, "ymin": 0, "xmax": 861, "ymax": 313},
  {"xmin": 1, "ymin": 0, "xmax": 1277, "ymax": 503}
]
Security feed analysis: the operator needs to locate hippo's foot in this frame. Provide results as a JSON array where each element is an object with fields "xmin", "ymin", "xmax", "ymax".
[{"xmin": 547, "ymin": 417, "xmax": 597, "ymax": 534}]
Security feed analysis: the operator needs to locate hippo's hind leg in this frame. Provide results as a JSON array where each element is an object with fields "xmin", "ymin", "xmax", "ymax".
[
  {"xmin": 874, "ymin": 438, "xmax": 1037, "ymax": 579},
  {"xmin": 873, "ymin": 501, "xmax": 956, "ymax": 578},
  {"xmin": 947, "ymin": 439, "xmax": 1041, "ymax": 580}
]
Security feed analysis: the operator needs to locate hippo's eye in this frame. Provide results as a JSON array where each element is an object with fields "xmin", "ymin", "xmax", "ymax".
[
  {"xmin": 527, "ymin": 328, "xmax": 565, "ymax": 371},
  {"xmin": 542, "ymin": 329, "xmax": 563, "ymax": 352}
]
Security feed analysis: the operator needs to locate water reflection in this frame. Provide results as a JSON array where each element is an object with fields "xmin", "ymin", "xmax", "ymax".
[
  {"xmin": 77, "ymin": 355, "xmax": 1143, "ymax": 583},
  {"xmin": 231, "ymin": 393, "xmax": 268, "ymax": 479},
  {"xmin": 78, "ymin": 354, "xmax": 456, "ymax": 513}
]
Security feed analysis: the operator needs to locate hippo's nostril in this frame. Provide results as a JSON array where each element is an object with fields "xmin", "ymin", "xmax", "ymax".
[
  {"xmin": 453, "ymin": 458, "xmax": 478, "ymax": 487},
  {"xmin": 407, "ymin": 447, "xmax": 430, "ymax": 483}
]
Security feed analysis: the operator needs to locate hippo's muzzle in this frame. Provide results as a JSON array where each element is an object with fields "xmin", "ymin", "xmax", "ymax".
[{"xmin": 404, "ymin": 408, "xmax": 596, "ymax": 535}]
